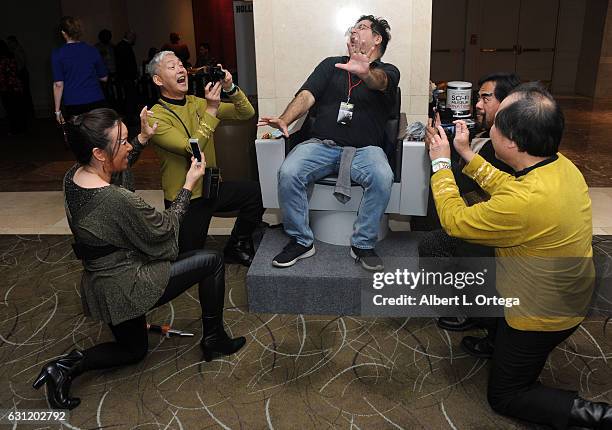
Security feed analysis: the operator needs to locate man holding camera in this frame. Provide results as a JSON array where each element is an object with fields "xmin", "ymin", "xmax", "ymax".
[
  {"xmin": 426, "ymin": 82, "xmax": 609, "ymax": 430},
  {"xmin": 420, "ymin": 73, "xmax": 520, "ymax": 342},
  {"xmin": 147, "ymin": 51, "xmax": 263, "ymax": 265}
]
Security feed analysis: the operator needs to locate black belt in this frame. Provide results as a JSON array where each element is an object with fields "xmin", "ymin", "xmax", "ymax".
[{"xmin": 71, "ymin": 242, "xmax": 119, "ymax": 260}]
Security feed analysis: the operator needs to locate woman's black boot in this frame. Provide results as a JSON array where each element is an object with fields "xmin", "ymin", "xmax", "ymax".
[
  {"xmin": 201, "ymin": 315, "xmax": 246, "ymax": 362},
  {"xmin": 568, "ymin": 397, "xmax": 612, "ymax": 429},
  {"xmin": 32, "ymin": 349, "xmax": 84, "ymax": 410}
]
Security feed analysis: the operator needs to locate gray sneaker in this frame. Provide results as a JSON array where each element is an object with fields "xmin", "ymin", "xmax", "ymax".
[{"xmin": 350, "ymin": 246, "xmax": 384, "ymax": 272}]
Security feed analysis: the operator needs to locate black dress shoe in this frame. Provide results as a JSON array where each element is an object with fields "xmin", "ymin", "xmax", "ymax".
[
  {"xmin": 224, "ymin": 237, "xmax": 254, "ymax": 266},
  {"xmin": 461, "ymin": 336, "xmax": 495, "ymax": 359},
  {"xmin": 437, "ymin": 317, "xmax": 478, "ymax": 332}
]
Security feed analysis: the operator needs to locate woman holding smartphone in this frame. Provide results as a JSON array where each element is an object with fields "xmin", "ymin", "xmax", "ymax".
[{"xmin": 32, "ymin": 108, "xmax": 245, "ymax": 410}]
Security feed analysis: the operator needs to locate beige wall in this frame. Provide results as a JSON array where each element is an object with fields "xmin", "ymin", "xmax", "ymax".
[
  {"xmin": 60, "ymin": 0, "xmax": 129, "ymax": 46},
  {"xmin": 126, "ymin": 0, "xmax": 196, "ymax": 72},
  {"xmin": 253, "ymin": 0, "xmax": 432, "ymax": 136}
]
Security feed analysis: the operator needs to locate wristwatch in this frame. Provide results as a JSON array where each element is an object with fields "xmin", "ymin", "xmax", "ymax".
[{"xmin": 222, "ymin": 83, "xmax": 238, "ymax": 95}]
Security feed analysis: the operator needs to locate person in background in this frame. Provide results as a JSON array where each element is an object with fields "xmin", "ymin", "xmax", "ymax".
[
  {"xmin": 52, "ymin": 16, "xmax": 108, "ymax": 125},
  {"xmin": 426, "ymin": 82, "xmax": 610, "ymax": 429},
  {"xmin": 142, "ymin": 47, "xmax": 159, "ymax": 76},
  {"xmin": 162, "ymin": 32, "xmax": 190, "ymax": 67},
  {"xmin": 94, "ymin": 29, "xmax": 116, "ymax": 76},
  {"xmin": 0, "ymin": 39, "xmax": 26, "ymax": 134},
  {"xmin": 32, "ymin": 107, "xmax": 246, "ymax": 410},
  {"xmin": 7, "ymin": 35, "xmax": 33, "ymax": 117},
  {"xmin": 115, "ymin": 31, "xmax": 139, "ymax": 123},
  {"xmin": 195, "ymin": 42, "xmax": 215, "ymax": 68},
  {"xmin": 140, "ymin": 47, "xmax": 160, "ymax": 108}
]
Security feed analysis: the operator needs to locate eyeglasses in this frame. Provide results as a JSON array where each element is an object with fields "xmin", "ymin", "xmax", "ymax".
[
  {"xmin": 354, "ymin": 24, "xmax": 372, "ymax": 31},
  {"xmin": 477, "ymin": 91, "xmax": 494, "ymax": 103},
  {"xmin": 347, "ymin": 23, "xmax": 374, "ymax": 35}
]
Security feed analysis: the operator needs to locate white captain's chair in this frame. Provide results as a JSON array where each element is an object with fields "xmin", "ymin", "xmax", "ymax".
[{"xmin": 256, "ymin": 87, "xmax": 430, "ymax": 246}]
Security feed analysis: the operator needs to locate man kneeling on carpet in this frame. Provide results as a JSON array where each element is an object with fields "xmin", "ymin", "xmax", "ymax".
[
  {"xmin": 426, "ymin": 82, "xmax": 610, "ymax": 429},
  {"xmin": 33, "ymin": 108, "xmax": 245, "ymax": 410},
  {"xmin": 147, "ymin": 51, "xmax": 263, "ymax": 266}
]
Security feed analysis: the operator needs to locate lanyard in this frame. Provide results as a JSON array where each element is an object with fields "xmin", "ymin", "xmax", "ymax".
[{"xmin": 346, "ymin": 72, "xmax": 362, "ymax": 103}]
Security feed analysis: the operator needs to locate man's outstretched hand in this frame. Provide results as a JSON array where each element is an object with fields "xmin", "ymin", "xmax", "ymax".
[
  {"xmin": 257, "ymin": 116, "xmax": 289, "ymax": 138},
  {"xmin": 335, "ymin": 39, "xmax": 374, "ymax": 79}
]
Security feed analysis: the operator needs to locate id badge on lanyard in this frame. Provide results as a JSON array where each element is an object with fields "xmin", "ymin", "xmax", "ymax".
[{"xmin": 337, "ymin": 72, "xmax": 362, "ymax": 126}]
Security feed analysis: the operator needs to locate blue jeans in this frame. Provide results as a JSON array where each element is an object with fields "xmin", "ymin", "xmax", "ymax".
[{"xmin": 278, "ymin": 139, "xmax": 393, "ymax": 249}]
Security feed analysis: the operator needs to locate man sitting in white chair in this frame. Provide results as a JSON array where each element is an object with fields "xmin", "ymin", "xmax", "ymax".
[{"xmin": 258, "ymin": 15, "xmax": 399, "ymax": 272}]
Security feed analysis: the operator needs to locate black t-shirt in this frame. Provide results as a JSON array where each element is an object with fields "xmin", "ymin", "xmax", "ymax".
[{"xmin": 299, "ymin": 56, "xmax": 400, "ymax": 148}]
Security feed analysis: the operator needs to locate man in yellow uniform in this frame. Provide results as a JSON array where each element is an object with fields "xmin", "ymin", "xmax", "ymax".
[
  {"xmin": 427, "ymin": 82, "xmax": 610, "ymax": 429},
  {"xmin": 147, "ymin": 51, "xmax": 263, "ymax": 266}
]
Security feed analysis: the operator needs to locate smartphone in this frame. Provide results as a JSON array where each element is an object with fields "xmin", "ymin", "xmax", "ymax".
[{"xmin": 189, "ymin": 138, "xmax": 202, "ymax": 163}]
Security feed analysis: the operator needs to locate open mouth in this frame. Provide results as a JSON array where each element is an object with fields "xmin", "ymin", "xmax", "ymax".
[{"xmin": 177, "ymin": 76, "xmax": 186, "ymax": 84}]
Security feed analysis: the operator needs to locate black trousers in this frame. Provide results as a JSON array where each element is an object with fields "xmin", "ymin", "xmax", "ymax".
[
  {"xmin": 79, "ymin": 249, "xmax": 225, "ymax": 371},
  {"xmin": 165, "ymin": 180, "xmax": 264, "ymax": 252},
  {"xmin": 488, "ymin": 318, "xmax": 578, "ymax": 429},
  {"xmin": 418, "ymin": 229, "xmax": 496, "ymax": 322}
]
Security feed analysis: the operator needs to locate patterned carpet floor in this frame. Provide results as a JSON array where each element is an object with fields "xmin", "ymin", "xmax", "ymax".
[{"xmin": 0, "ymin": 235, "xmax": 611, "ymax": 429}]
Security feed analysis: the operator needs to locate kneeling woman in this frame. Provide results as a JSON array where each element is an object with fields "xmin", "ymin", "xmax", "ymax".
[{"xmin": 33, "ymin": 108, "xmax": 245, "ymax": 409}]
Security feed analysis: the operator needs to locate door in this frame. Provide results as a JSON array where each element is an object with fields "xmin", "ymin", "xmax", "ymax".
[
  {"xmin": 473, "ymin": 0, "xmax": 559, "ymax": 83},
  {"xmin": 515, "ymin": 0, "xmax": 559, "ymax": 82},
  {"xmin": 430, "ymin": 0, "xmax": 467, "ymax": 83},
  {"xmin": 475, "ymin": 0, "xmax": 521, "ymax": 80}
]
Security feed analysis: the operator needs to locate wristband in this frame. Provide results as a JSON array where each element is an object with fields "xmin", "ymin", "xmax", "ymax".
[
  {"xmin": 431, "ymin": 157, "xmax": 451, "ymax": 167},
  {"xmin": 432, "ymin": 161, "xmax": 451, "ymax": 173},
  {"xmin": 222, "ymin": 83, "xmax": 237, "ymax": 95},
  {"xmin": 431, "ymin": 161, "xmax": 450, "ymax": 173},
  {"xmin": 54, "ymin": 111, "xmax": 62, "ymax": 116}
]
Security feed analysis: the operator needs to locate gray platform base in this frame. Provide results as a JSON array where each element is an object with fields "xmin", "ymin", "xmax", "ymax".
[
  {"xmin": 310, "ymin": 211, "xmax": 389, "ymax": 246},
  {"xmin": 246, "ymin": 228, "xmax": 423, "ymax": 315}
]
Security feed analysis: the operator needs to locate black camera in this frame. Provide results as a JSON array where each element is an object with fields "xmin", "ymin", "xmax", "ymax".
[{"xmin": 203, "ymin": 66, "xmax": 225, "ymax": 83}]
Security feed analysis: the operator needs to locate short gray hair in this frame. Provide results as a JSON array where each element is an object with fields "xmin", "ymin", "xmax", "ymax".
[{"xmin": 146, "ymin": 50, "xmax": 175, "ymax": 76}]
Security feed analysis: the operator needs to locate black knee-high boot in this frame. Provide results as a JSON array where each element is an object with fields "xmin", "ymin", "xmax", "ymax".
[
  {"xmin": 201, "ymin": 315, "xmax": 247, "ymax": 362},
  {"xmin": 32, "ymin": 349, "xmax": 84, "ymax": 410},
  {"xmin": 198, "ymin": 251, "xmax": 246, "ymax": 361}
]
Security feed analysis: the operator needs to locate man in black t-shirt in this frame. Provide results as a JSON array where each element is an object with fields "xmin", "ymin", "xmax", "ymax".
[{"xmin": 258, "ymin": 15, "xmax": 399, "ymax": 272}]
